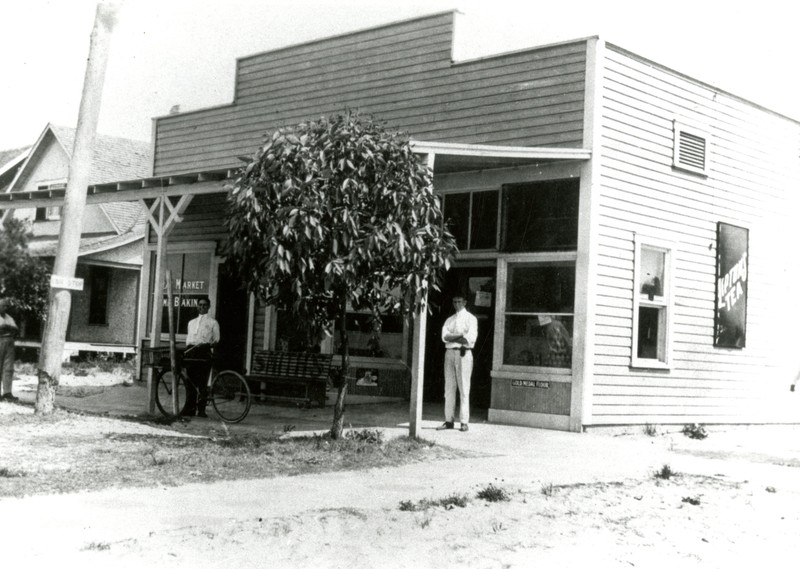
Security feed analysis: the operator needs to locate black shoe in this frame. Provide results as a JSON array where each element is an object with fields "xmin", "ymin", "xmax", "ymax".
[
  {"xmin": 436, "ymin": 422, "xmax": 454, "ymax": 430},
  {"xmin": 1, "ymin": 393, "xmax": 19, "ymax": 402},
  {"xmin": 460, "ymin": 423, "xmax": 469, "ymax": 432},
  {"xmin": 196, "ymin": 409, "xmax": 208, "ymax": 418}
]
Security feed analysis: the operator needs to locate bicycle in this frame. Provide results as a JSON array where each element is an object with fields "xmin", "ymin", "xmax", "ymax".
[{"xmin": 144, "ymin": 344, "xmax": 252, "ymax": 423}]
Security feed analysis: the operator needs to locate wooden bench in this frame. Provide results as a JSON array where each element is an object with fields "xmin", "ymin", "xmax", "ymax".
[{"xmin": 246, "ymin": 350, "xmax": 333, "ymax": 407}]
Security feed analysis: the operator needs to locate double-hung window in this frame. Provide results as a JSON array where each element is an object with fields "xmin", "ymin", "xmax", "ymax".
[{"xmin": 632, "ymin": 235, "xmax": 674, "ymax": 368}]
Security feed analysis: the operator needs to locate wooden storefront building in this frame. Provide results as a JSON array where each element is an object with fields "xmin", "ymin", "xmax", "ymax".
[{"xmin": 3, "ymin": 11, "xmax": 798, "ymax": 430}]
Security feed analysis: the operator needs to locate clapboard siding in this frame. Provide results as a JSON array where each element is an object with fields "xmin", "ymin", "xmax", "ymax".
[
  {"xmin": 589, "ymin": 44, "xmax": 800, "ymax": 425},
  {"xmin": 153, "ymin": 12, "xmax": 587, "ymax": 175}
]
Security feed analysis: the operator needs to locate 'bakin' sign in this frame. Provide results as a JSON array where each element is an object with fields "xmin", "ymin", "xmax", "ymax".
[{"xmin": 714, "ymin": 222, "xmax": 748, "ymax": 348}]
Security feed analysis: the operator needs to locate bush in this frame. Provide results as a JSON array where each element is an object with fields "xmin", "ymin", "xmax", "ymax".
[
  {"xmin": 654, "ymin": 464, "xmax": 676, "ymax": 480},
  {"xmin": 681, "ymin": 423, "xmax": 708, "ymax": 440},
  {"xmin": 476, "ymin": 484, "xmax": 510, "ymax": 502}
]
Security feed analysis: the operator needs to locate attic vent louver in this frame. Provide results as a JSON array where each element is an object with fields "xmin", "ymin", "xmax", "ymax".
[{"xmin": 673, "ymin": 121, "xmax": 709, "ymax": 176}]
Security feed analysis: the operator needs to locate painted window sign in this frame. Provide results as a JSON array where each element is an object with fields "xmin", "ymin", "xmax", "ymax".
[{"xmin": 714, "ymin": 222, "xmax": 748, "ymax": 348}]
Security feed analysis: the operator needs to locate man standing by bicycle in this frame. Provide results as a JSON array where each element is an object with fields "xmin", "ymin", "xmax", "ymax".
[{"xmin": 183, "ymin": 296, "xmax": 220, "ymax": 417}]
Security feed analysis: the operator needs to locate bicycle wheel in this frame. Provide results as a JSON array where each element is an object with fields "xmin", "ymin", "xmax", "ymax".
[
  {"xmin": 155, "ymin": 368, "xmax": 188, "ymax": 417},
  {"xmin": 210, "ymin": 370, "xmax": 251, "ymax": 424}
]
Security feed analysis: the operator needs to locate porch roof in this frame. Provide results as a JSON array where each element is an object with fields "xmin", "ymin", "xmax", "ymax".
[{"xmin": 0, "ymin": 141, "xmax": 591, "ymax": 210}]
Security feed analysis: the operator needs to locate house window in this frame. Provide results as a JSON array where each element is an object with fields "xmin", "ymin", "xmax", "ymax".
[
  {"xmin": 673, "ymin": 121, "xmax": 710, "ymax": 176},
  {"xmin": 502, "ymin": 261, "xmax": 575, "ymax": 368},
  {"xmin": 34, "ymin": 182, "xmax": 66, "ymax": 220},
  {"xmin": 501, "ymin": 179, "xmax": 580, "ymax": 252},
  {"xmin": 442, "ymin": 189, "xmax": 499, "ymax": 250},
  {"xmin": 632, "ymin": 235, "xmax": 673, "ymax": 368},
  {"xmin": 88, "ymin": 266, "xmax": 111, "ymax": 325}
]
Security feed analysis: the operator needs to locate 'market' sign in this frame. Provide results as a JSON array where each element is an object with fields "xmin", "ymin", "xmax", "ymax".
[{"xmin": 714, "ymin": 222, "xmax": 748, "ymax": 348}]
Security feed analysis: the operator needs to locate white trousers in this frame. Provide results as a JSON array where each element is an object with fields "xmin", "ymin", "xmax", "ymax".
[{"xmin": 443, "ymin": 348, "xmax": 472, "ymax": 424}]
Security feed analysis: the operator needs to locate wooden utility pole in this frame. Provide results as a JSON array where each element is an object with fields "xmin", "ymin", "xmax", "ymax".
[{"xmin": 35, "ymin": 2, "xmax": 119, "ymax": 414}]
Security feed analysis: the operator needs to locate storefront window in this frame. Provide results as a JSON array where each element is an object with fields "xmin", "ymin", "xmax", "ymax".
[
  {"xmin": 274, "ymin": 309, "xmax": 404, "ymax": 360},
  {"xmin": 501, "ymin": 179, "xmax": 579, "ymax": 252},
  {"xmin": 150, "ymin": 252, "xmax": 211, "ymax": 335},
  {"xmin": 442, "ymin": 189, "xmax": 499, "ymax": 251},
  {"xmin": 333, "ymin": 312, "xmax": 404, "ymax": 360},
  {"xmin": 502, "ymin": 261, "xmax": 575, "ymax": 368}
]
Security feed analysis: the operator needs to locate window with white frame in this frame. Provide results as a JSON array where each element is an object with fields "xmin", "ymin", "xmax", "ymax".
[{"xmin": 632, "ymin": 236, "xmax": 673, "ymax": 368}]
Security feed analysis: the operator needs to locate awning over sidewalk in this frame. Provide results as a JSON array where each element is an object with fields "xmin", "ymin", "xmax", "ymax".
[{"xmin": 0, "ymin": 141, "xmax": 590, "ymax": 210}]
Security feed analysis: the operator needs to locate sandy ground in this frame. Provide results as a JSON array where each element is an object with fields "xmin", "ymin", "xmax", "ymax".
[{"xmin": 3, "ymin": 372, "xmax": 800, "ymax": 568}]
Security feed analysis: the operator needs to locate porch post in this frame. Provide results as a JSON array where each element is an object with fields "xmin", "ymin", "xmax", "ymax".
[
  {"xmin": 409, "ymin": 152, "xmax": 436, "ymax": 437},
  {"xmin": 143, "ymin": 193, "xmax": 194, "ymax": 414},
  {"xmin": 409, "ymin": 297, "xmax": 428, "ymax": 437},
  {"xmin": 146, "ymin": 197, "xmax": 167, "ymax": 414}
]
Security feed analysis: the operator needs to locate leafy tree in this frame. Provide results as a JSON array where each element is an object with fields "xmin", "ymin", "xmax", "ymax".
[
  {"xmin": 224, "ymin": 111, "xmax": 457, "ymax": 438},
  {"xmin": 0, "ymin": 217, "xmax": 50, "ymax": 332}
]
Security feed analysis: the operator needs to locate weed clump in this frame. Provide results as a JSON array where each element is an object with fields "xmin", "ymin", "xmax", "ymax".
[
  {"xmin": 682, "ymin": 423, "xmax": 708, "ymax": 440},
  {"xmin": 654, "ymin": 464, "xmax": 676, "ymax": 480},
  {"xmin": 643, "ymin": 423, "xmax": 658, "ymax": 437},
  {"xmin": 477, "ymin": 483, "xmax": 510, "ymax": 502},
  {"xmin": 399, "ymin": 493, "xmax": 469, "ymax": 511}
]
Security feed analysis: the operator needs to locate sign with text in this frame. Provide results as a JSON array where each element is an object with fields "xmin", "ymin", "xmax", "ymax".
[
  {"xmin": 511, "ymin": 379, "xmax": 550, "ymax": 389},
  {"xmin": 50, "ymin": 275, "xmax": 84, "ymax": 291},
  {"xmin": 714, "ymin": 222, "xmax": 748, "ymax": 348}
]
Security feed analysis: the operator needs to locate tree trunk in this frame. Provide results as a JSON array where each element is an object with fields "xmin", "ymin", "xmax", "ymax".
[{"xmin": 330, "ymin": 295, "xmax": 349, "ymax": 439}]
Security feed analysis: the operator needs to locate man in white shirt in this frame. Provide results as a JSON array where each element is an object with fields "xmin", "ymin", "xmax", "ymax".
[
  {"xmin": 0, "ymin": 298, "xmax": 20, "ymax": 402},
  {"xmin": 182, "ymin": 296, "xmax": 220, "ymax": 417},
  {"xmin": 437, "ymin": 293, "xmax": 478, "ymax": 432}
]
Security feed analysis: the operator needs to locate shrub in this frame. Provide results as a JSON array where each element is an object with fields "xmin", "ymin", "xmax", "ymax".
[
  {"xmin": 681, "ymin": 423, "xmax": 708, "ymax": 440},
  {"xmin": 476, "ymin": 484, "xmax": 510, "ymax": 502},
  {"xmin": 654, "ymin": 464, "xmax": 676, "ymax": 480}
]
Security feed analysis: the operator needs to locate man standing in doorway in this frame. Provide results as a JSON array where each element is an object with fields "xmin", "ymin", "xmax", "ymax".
[
  {"xmin": 183, "ymin": 296, "xmax": 220, "ymax": 417},
  {"xmin": 0, "ymin": 298, "xmax": 19, "ymax": 402},
  {"xmin": 438, "ymin": 293, "xmax": 478, "ymax": 432}
]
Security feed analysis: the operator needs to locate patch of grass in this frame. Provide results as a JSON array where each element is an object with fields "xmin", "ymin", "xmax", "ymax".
[
  {"xmin": 0, "ymin": 467, "xmax": 26, "ymax": 478},
  {"xmin": 399, "ymin": 493, "xmax": 470, "ymax": 512},
  {"xmin": 681, "ymin": 495, "xmax": 701, "ymax": 505},
  {"xmin": 82, "ymin": 542, "xmax": 111, "ymax": 551},
  {"xmin": 541, "ymin": 482, "xmax": 557, "ymax": 497},
  {"xmin": 344, "ymin": 428, "xmax": 384, "ymax": 444},
  {"xmin": 476, "ymin": 483, "xmax": 510, "ymax": 502},
  {"xmin": 642, "ymin": 423, "xmax": 658, "ymax": 437},
  {"xmin": 0, "ymin": 407, "xmax": 466, "ymax": 498},
  {"xmin": 654, "ymin": 464, "xmax": 676, "ymax": 480},
  {"xmin": 283, "ymin": 424, "xmax": 296, "ymax": 433},
  {"xmin": 682, "ymin": 423, "xmax": 708, "ymax": 440}
]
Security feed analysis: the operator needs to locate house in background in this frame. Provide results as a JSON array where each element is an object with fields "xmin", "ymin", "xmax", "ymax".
[
  {"xmin": 2, "ymin": 123, "xmax": 151, "ymax": 356},
  {"xmin": 0, "ymin": 147, "xmax": 30, "ymax": 192}
]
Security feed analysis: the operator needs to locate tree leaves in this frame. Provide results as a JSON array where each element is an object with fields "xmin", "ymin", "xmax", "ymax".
[{"xmin": 223, "ymin": 110, "xmax": 458, "ymax": 346}]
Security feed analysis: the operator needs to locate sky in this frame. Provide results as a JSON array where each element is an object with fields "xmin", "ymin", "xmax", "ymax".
[{"xmin": 1, "ymin": 0, "xmax": 798, "ymax": 150}]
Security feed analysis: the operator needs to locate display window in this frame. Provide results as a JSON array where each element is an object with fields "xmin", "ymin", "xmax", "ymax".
[{"xmin": 501, "ymin": 261, "xmax": 575, "ymax": 368}]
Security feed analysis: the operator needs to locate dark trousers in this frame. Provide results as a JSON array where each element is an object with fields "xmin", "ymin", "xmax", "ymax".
[{"xmin": 183, "ymin": 346, "xmax": 212, "ymax": 414}]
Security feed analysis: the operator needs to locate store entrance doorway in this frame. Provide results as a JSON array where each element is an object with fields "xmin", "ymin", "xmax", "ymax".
[{"xmin": 424, "ymin": 265, "xmax": 496, "ymax": 410}]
